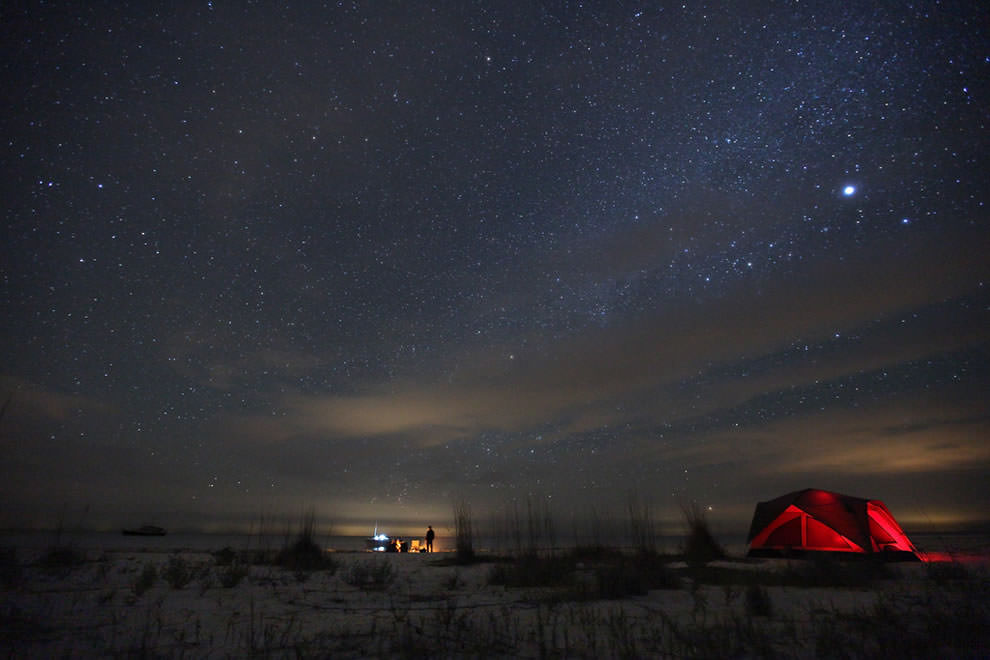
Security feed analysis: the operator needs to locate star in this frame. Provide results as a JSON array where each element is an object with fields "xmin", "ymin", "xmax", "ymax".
[{"xmin": 0, "ymin": 0, "xmax": 986, "ymax": 536}]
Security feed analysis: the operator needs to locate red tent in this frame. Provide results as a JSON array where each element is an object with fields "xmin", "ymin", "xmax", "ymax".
[{"xmin": 746, "ymin": 489, "xmax": 920, "ymax": 561}]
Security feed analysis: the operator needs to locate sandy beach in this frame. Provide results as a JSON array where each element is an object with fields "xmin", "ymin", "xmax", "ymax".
[{"xmin": 2, "ymin": 533, "xmax": 987, "ymax": 658}]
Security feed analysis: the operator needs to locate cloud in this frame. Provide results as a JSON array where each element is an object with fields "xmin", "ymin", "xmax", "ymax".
[
  {"xmin": 0, "ymin": 375, "xmax": 115, "ymax": 425},
  {"xmin": 161, "ymin": 326, "xmax": 328, "ymax": 392},
  {"xmin": 276, "ymin": 379, "xmax": 599, "ymax": 443},
  {"xmin": 687, "ymin": 400, "xmax": 990, "ymax": 479},
  {"xmin": 241, "ymin": 225, "xmax": 988, "ymax": 452}
]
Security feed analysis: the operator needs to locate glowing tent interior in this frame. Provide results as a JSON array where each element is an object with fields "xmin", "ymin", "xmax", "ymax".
[{"xmin": 746, "ymin": 488, "xmax": 921, "ymax": 561}]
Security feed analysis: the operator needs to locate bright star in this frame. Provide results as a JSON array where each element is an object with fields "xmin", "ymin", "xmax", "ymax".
[{"xmin": 842, "ymin": 185, "xmax": 856, "ymax": 196}]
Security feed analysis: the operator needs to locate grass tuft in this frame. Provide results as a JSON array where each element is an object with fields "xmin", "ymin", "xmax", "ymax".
[
  {"xmin": 274, "ymin": 511, "xmax": 337, "ymax": 573},
  {"xmin": 132, "ymin": 561, "xmax": 157, "ymax": 596},
  {"xmin": 626, "ymin": 492, "xmax": 659, "ymax": 555},
  {"xmin": 344, "ymin": 557, "xmax": 396, "ymax": 589},
  {"xmin": 0, "ymin": 547, "xmax": 22, "ymax": 588},
  {"xmin": 162, "ymin": 555, "xmax": 193, "ymax": 589},
  {"xmin": 680, "ymin": 501, "xmax": 725, "ymax": 566},
  {"xmin": 589, "ymin": 552, "xmax": 682, "ymax": 599},
  {"xmin": 926, "ymin": 559, "xmax": 970, "ymax": 583},
  {"xmin": 744, "ymin": 583, "xmax": 773, "ymax": 617},
  {"xmin": 217, "ymin": 560, "xmax": 249, "ymax": 588},
  {"xmin": 453, "ymin": 499, "xmax": 476, "ymax": 564},
  {"xmin": 784, "ymin": 553, "xmax": 893, "ymax": 588},
  {"xmin": 488, "ymin": 554, "xmax": 575, "ymax": 589},
  {"xmin": 39, "ymin": 543, "xmax": 86, "ymax": 575}
]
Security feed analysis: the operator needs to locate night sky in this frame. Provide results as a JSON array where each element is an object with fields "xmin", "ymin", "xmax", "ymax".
[{"xmin": 3, "ymin": 2, "xmax": 988, "ymax": 536}]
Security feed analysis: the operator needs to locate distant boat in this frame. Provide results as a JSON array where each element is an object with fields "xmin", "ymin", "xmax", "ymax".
[
  {"xmin": 365, "ymin": 526, "xmax": 389, "ymax": 551},
  {"xmin": 122, "ymin": 525, "xmax": 167, "ymax": 536},
  {"xmin": 364, "ymin": 527, "xmax": 422, "ymax": 552}
]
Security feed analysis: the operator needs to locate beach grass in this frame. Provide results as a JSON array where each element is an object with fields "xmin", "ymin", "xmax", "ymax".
[
  {"xmin": 1, "ymin": 504, "xmax": 988, "ymax": 657},
  {"xmin": 452, "ymin": 498, "xmax": 476, "ymax": 564}
]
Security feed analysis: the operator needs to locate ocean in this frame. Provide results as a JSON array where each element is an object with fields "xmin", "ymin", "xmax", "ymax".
[
  {"xmin": 1, "ymin": 529, "xmax": 987, "ymax": 559},
  {"xmin": 0, "ymin": 530, "xmax": 376, "ymax": 555}
]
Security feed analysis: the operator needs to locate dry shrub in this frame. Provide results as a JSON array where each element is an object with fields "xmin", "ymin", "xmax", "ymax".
[
  {"xmin": 745, "ymin": 583, "xmax": 773, "ymax": 617},
  {"xmin": 487, "ymin": 554, "xmax": 575, "ymax": 588},
  {"xmin": 453, "ymin": 499, "xmax": 476, "ymax": 563},
  {"xmin": 0, "ymin": 547, "xmax": 21, "ymax": 588},
  {"xmin": 132, "ymin": 561, "xmax": 157, "ymax": 596},
  {"xmin": 344, "ymin": 558, "xmax": 395, "ymax": 590},
  {"xmin": 163, "ymin": 555, "xmax": 193, "ymax": 589},
  {"xmin": 275, "ymin": 512, "xmax": 336, "ymax": 573},
  {"xmin": 626, "ymin": 492, "xmax": 659, "ymax": 555},
  {"xmin": 681, "ymin": 501, "xmax": 725, "ymax": 566}
]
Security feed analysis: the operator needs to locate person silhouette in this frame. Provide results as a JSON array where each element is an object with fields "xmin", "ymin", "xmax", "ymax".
[{"xmin": 425, "ymin": 525, "xmax": 435, "ymax": 552}]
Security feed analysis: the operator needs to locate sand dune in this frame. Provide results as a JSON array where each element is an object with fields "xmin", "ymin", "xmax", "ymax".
[{"xmin": 1, "ymin": 542, "xmax": 987, "ymax": 658}]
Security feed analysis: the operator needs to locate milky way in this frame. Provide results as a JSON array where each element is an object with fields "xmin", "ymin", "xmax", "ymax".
[{"xmin": 2, "ymin": 2, "xmax": 988, "ymax": 533}]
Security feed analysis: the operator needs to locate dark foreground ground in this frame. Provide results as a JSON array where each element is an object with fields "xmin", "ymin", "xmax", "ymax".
[{"xmin": 1, "ymin": 541, "xmax": 988, "ymax": 658}]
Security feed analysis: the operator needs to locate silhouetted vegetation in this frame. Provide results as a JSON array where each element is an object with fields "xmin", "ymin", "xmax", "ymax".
[
  {"xmin": 344, "ymin": 557, "xmax": 396, "ymax": 590},
  {"xmin": 453, "ymin": 498, "xmax": 476, "ymax": 563},
  {"xmin": 0, "ymin": 547, "xmax": 22, "ymax": 588},
  {"xmin": 744, "ymin": 583, "xmax": 773, "ymax": 617},
  {"xmin": 680, "ymin": 501, "xmax": 726, "ymax": 566},
  {"xmin": 162, "ymin": 555, "xmax": 193, "ymax": 589},
  {"xmin": 39, "ymin": 545, "xmax": 85, "ymax": 573},
  {"xmin": 213, "ymin": 546, "xmax": 238, "ymax": 566},
  {"xmin": 1, "ymin": 498, "xmax": 988, "ymax": 659},
  {"xmin": 217, "ymin": 560, "xmax": 249, "ymax": 588},
  {"xmin": 273, "ymin": 511, "xmax": 337, "ymax": 573},
  {"xmin": 583, "ymin": 551, "xmax": 682, "ymax": 599},
  {"xmin": 488, "ymin": 554, "xmax": 575, "ymax": 588},
  {"xmin": 626, "ymin": 492, "xmax": 659, "ymax": 555},
  {"xmin": 131, "ymin": 561, "xmax": 157, "ymax": 596}
]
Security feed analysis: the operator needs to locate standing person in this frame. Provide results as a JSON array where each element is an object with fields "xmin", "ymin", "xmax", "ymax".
[{"xmin": 425, "ymin": 525, "xmax": 435, "ymax": 552}]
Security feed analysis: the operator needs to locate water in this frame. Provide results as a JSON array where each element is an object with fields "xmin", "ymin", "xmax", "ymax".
[
  {"xmin": 908, "ymin": 531, "xmax": 990, "ymax": 557},
  {"xmin": 0, "ymin": 530, "xmax": 377, "ymax": 554},
  {"xmin": 2, "ymin": 529, "xmax": 987, "ymax": 558}
]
